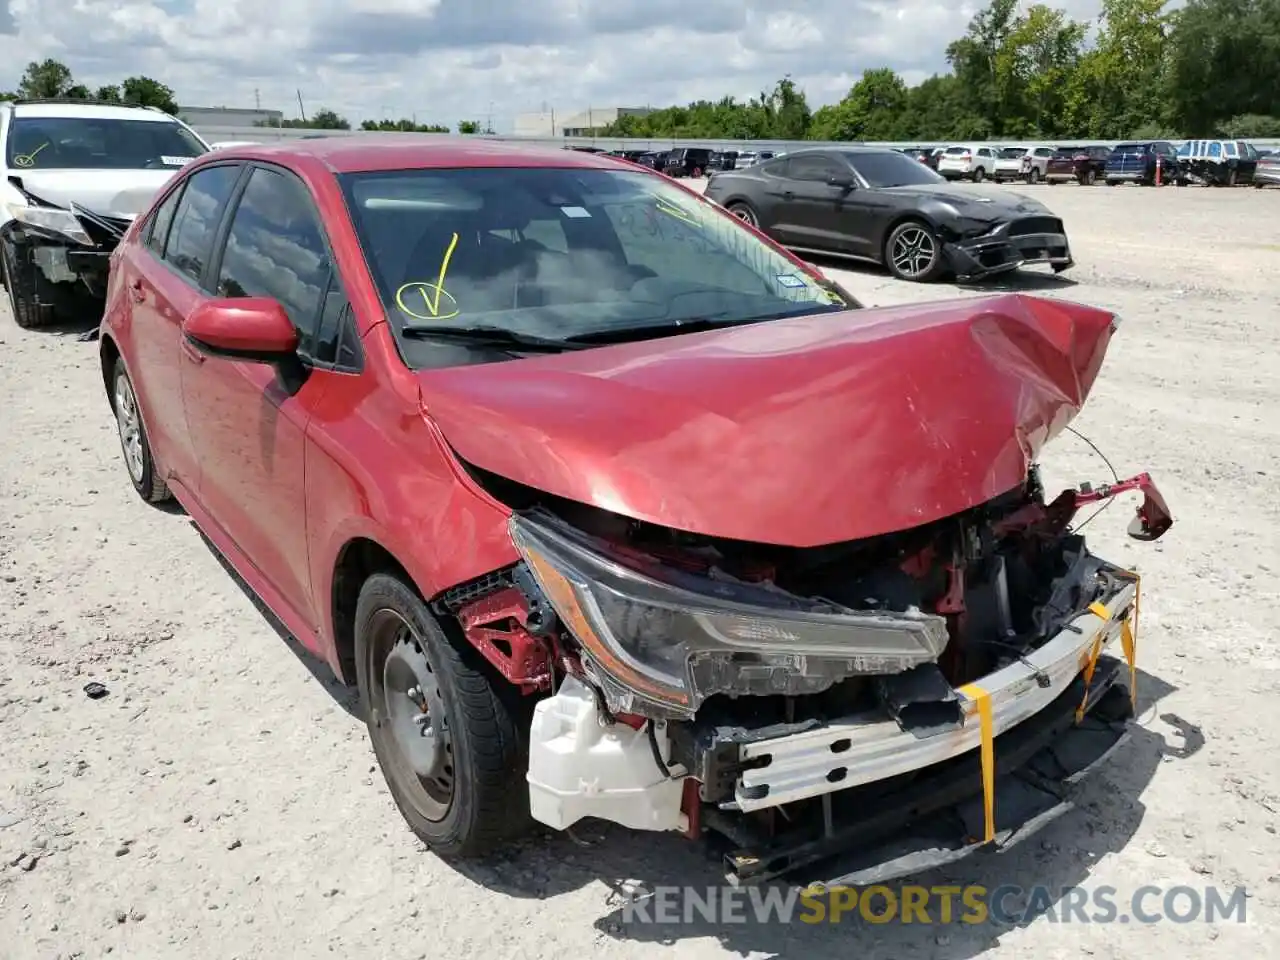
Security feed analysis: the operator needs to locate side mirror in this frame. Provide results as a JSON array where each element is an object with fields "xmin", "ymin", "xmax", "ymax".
[
  {"xmin": 828, "ymin": 174, "xmax": 855, "ymax": 190},
  {"xmin": 183, "ymin": 297, "xmax": 298, "ymax": 363}
]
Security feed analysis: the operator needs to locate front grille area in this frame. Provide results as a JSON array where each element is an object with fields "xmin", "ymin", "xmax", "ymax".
[{"xmin": 1007, "ymin": 216, "xmax": 1063, "ymax": 237}]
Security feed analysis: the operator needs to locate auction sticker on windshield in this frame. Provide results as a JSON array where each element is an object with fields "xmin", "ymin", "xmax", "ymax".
[{"xmin": 161, "ymin": 156, "xmax": 193, "ymax": 166}]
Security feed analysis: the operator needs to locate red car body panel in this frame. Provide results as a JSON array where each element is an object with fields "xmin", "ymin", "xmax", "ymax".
[
  {"xmin": 100, "ymin": 137, "xmax": 1117, "ymax": 684},
  {"xmin": 419, "ymin": 293, "xmax": 1117, "ymax": 547}
]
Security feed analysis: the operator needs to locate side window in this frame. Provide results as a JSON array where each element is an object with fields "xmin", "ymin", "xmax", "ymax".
[
  {"xmin": 144, "ymin": 184, "xmax": 184, "ymax": 257},
  {"xmin": 215, "ymin": 166, "xmax": 330, "ymax": 357},
  {"xmin": 164, "ymin": 165, "xmax": 241, "ymax": 284},
  {"xmin": 313, "ymin": 274, "xmax": 361, "ymax": 369},
  {"xmin": 1224, "ymin": 141, "xmax": 1238, "ymax": 158},
  {"xmin": 787, "ymin": 155, "xmax": 840, "ymax": 181},
  {"xmin": 1208, "ymin": 141, "xmax": 1222, "ymax": 158}
]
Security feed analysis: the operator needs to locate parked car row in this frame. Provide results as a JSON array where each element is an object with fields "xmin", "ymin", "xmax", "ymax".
[
  {"xmin": 898, "ymin": 140, "xmax": 1277, "ymax": 187},
  {"xmin": 598, "ymin": 147, "xmax": 783, "ymax": 178}
]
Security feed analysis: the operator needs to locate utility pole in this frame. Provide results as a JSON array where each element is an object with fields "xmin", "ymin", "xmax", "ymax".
[
  {"xmin": 254, "ymin": 88, "xmax": 260, "ymax": 110},
  {"xmin": 296, "ymin": 89, "xmax": 306, "ymax": 122}
]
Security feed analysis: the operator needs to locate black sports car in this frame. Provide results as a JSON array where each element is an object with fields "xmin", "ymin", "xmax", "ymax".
[{"xmin": 702, "ymin": 146, "xmax": 1074, "ymax": 282}]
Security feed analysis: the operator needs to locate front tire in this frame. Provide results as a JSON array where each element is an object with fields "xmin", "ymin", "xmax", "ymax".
[
  {"xmin": 1026, "ymin": 168, "xmax": 1040, "ymax": 184},
  {"xmin": 727, "ymin": 202, "xmax": 759, "ymax": 228},
  {"xmin": 972, "ymin": 167, "xmax": 985, "ymax": 183},
  {"xmin": 112, "ymin": 358, "xmax": 171, "ymax": 503},
  {"xmin": 1, "ymin": 242, "xmax": 49, "ymax": 329},
  {"xmin": 355, "ymin": 573, "xmax": 529, "ymax": 857},
  {"xmin": 884, "ymin": 220, "xmax": 943, "ymax": 283}
]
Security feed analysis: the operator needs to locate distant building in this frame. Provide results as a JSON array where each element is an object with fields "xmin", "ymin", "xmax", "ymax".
[
  {"xmin": 177, "ymin": 105, "xmax": 285, "ymax": 128},
  {"xmin": 513, "ymin": 106, "xmax": 654, "ymax": 138}
]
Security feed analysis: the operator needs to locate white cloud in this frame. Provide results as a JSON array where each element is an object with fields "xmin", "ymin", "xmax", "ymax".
[{"xmin": 0, "ymin": 0, "xmax": 1109, "ymax": 130}]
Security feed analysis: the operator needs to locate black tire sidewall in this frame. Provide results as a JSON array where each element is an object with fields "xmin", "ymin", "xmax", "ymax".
[{"xmin": 354, "ymin": 573, "xmax": 524, "ymax": 856}]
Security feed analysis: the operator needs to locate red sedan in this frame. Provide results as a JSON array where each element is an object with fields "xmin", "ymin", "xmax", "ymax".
[{"xmin": 100, "ymin": 137, "xmax": 1171, "ymax": 887}]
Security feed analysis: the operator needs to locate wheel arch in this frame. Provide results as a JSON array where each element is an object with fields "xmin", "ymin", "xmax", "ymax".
[
  {"xmin": 99, "ymin": 332, "xmax": 122, "ymax": 410},
  {"xmin": 329, "ymin": 536, "xmax": 419, "ymax": 685},
  {"xmin": 878, "ymin": 211, "xmax": 940, "ymax": 262}
]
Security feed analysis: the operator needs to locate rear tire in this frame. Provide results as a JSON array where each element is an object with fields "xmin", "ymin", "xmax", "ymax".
[
  {"xmin": 355, "ymin": 573, "xmax": 530, "ymax": 858},
  {"xmin": 972, "ymin": 167, "xmax": 985, "ymax": 183},
  {"xmin": 1083, "ymin": 169, "xmax": 1097, "ymax": 186},
  {"xmin": 1026, "ymin": 168, "xmax": 1040, "ymax": 184},
  {"xmin": 111, "ymin": 358, "xmax": 171, "ymax": 504}
]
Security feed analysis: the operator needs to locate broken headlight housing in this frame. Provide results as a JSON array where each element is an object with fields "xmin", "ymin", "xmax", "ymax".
[
  {"xmin": 4, "ymin": 202, "xmax": 93, "ymax": 246},
  {"xmin": 509, "ymin": 512, "xmax": 949, "ymax": 718}
]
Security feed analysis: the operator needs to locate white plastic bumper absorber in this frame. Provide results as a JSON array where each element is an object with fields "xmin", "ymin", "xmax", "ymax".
[{"xmin": 527, "ymin": 675, "xmax": 688, "ymax": 833}]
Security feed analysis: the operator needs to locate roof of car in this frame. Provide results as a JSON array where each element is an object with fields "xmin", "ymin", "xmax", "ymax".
[
  {"xmin": 6, "ymin": 100, "xmax": 179, "ymax": 122},
  {"xmin": 212, "ymin": 135, "xmax": 642, "ymax": 174}
]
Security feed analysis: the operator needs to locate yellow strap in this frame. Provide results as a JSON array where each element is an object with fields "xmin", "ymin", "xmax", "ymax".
[
  {"xmin": 1121, "ymin": 576, "xmax": 1141, "ymax": 710},
  {"xmin": 958, "ymin": 683, "xmax": 996, "ymax": 843},
  {"xmin": 1076, "ymin": 602, "xmax": 1110, "ymax": 723}
]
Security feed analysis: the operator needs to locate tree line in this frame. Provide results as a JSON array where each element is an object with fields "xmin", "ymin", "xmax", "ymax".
[
  {"xmin": 1, "ymin": 59, "xmax": 179, "ymax": 114},
  {"xmin": 599, "ymin": 0, "xmax": 1280, "ymax": 142}
]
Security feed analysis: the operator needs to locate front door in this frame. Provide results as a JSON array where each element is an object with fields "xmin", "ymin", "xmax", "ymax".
[
  {"xmin": 766, "ymin": 153, "xmax": 857, "ymax": 255},
  {"xmin": 179, "ymin": 164, "xmax": 336, "ymax": 633}
]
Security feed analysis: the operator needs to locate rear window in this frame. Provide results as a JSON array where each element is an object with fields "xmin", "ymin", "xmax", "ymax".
[
  {"xmin": 1114, "ymin": 143, "xmax": 1148, "ymax": 153},
  {"xmin": 6, "ymin": 115, "xmax": 207, "ymax": 171},
  {"xmin": 999, "ymin": 147, "xmax": 1025, "ymax": 158},
  {"xmin": 944, "ymin": 147, "xmax": 968, "ymax": 155}
]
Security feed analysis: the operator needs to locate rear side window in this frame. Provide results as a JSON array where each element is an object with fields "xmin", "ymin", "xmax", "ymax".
[
  {"xmin": 945, "ymin": 147, "xmax": 967, "ymax": 155},
  {"xmin": 164, "ymin": 164, "xmax": 241, "ymax": 284},
  {"xmin": 214, "ymin": 166, "xmax": 331, "ymax": 356},
  {"xmin": 144, "ymin": 184, "xmax": 184, "ymax": 256}
]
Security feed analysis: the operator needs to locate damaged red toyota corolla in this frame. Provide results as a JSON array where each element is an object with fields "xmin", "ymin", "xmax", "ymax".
[{"xmin": 98, "ymin": 137, "xmax": 1173, "ymax": 888}]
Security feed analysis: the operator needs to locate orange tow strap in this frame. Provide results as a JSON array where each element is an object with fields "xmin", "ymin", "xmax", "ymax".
[{"xmin": 957, "ymin": 682, "xmax": 996, "ymax": 843}]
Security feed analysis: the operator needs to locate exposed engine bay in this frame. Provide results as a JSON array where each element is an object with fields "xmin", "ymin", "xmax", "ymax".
[
  {"xmin": 432, "ymin": 453, "xmax": 1171, "ymax": 884},
  {"xmin": 1, "ymin": 175, "xmax": 130, "ymax": 327}
]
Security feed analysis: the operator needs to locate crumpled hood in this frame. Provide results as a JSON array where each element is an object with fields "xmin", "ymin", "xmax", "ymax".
[
  {"xmin": 884, "ymin": 183, "xmax": 1051, "ymax": 219},
  {"xmin": 8, "ymin": 169, "xmax": 181, "ymax": 219},
  {"xmin": 418, "ymin": 293, "xmax": 1117, "ymax": 547}
]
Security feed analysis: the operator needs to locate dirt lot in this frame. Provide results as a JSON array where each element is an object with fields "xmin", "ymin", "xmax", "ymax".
[{"xmin": 2, "ymin": 182, "xmax": 1279, "ymax": 960}]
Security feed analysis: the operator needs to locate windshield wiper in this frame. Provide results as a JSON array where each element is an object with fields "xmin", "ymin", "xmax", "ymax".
[
  {"xmin": 566, "ymin": 302, "xmax": 851, "ymax": 346},
  {"xmin": 399, "ymin": 324, "xmax": 594, "ymax": 353}
]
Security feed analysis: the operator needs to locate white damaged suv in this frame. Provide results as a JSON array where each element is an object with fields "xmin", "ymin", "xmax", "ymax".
[{"xmin": 0, "ymin": 98, "xmax": 210, "ymax": 328}]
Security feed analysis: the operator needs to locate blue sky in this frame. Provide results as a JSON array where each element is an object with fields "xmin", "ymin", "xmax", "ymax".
[{"xmin": 0, "ymin": 0, "xmax": 1107, "ymax": 130}]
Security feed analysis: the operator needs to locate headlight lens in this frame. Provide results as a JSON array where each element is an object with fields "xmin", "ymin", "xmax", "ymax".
[
  {"xmin": 4, "ymin": 203, "xmax": 93, "ymax": 246},
  {"xmin": 510, "ymin": 513, "xmax": 950, "ymax": 717}
]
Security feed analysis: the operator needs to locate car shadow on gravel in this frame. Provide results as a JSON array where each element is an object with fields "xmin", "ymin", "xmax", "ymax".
[
  {"xmin": 450, "ymin": 670, "xmax": 1196, "ymax": 958},
  {"xmin": 188, "ymin": 523, "xmax": 362, "ymax": 717}
]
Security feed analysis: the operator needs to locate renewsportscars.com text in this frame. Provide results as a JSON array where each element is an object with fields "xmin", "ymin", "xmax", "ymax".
[{"xmin": 620, "ymin": 884, "xmax": 1248, "ymax": 926}]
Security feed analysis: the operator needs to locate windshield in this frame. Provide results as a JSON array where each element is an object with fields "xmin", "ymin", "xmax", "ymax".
[
  {"xmin": 846, "ymin": 151, "xmax": 945, "ymax": 187},
  {"xmin": 6, "ymin": 116, "xmax": 207, "ymax": 171},
  {"xmin": 339, "ymin": 166, "xmax": 850, "ymax": 367}
]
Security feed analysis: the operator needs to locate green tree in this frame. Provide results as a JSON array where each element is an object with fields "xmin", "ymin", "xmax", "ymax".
[
  {"xmin": 121, "ymin": 76, "xmax": 179, "ymax": 114},
  {"xmin": 808, "ymin": 68, "xmax": 910, "ymax": 141},
  {"xmin": 18, "ymin": 59, "xmax": 75, "ymax": 98},
  {"xmin": 95, "ymin": 85, "xmax": 123, "ymax": 102},
  {"xmin": 457, "ymin": 120, "xmax": 481, "ymax": 133},
  {"xmin": 360, "ymin": 118, "xmax": 450, "ymax": 132}
]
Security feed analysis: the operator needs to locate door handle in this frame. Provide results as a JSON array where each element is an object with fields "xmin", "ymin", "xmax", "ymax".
[
  {"xmin": 180, "ymin": 337, "xmax": 206, "ymax": 364},
  {"xmin": 783, "ymin": 190, "xmax": 794, "ymax": 199},
  {"xmin": 129, "ymin": 278, "xmax": 145, "ymax": 303}
]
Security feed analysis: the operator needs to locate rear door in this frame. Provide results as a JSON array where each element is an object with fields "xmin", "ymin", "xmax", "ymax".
[
  {"xmin": 123, "ymin": 162, "xmax": 245, "ymax": 495},
  {"xmin": 180, "ymin": 163, "xmax": 342, "ymax": 633}
]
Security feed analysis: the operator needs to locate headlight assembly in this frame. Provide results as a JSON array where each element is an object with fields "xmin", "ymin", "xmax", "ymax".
[
  {"xmin": 4, "ymin": 203, "xmax": 94, "ymax": 246},
  {"xmin": 509, "ymin": 513, "xmax": 950, "ymax": 718}
]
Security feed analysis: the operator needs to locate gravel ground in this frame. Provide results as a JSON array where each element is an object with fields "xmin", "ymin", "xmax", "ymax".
[{"xmin": 2, "ymin": 182, "xmax": 1279, "ymax": 960}]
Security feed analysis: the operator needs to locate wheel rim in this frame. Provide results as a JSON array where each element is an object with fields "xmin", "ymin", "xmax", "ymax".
[
  {"xmin": 890, "ymin": 226, "xmax": 936, "ymax": 279},
  {"xmin": 114, "ymin": 372, "xmax": 145, "ymax": 483},
  {"xmin": 731, "ymin": 205, "xmax": 756, "ymax": 226},
  {"xmin": 368, "ymin": 609, "xmax": 454, "ymax": 821}
]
